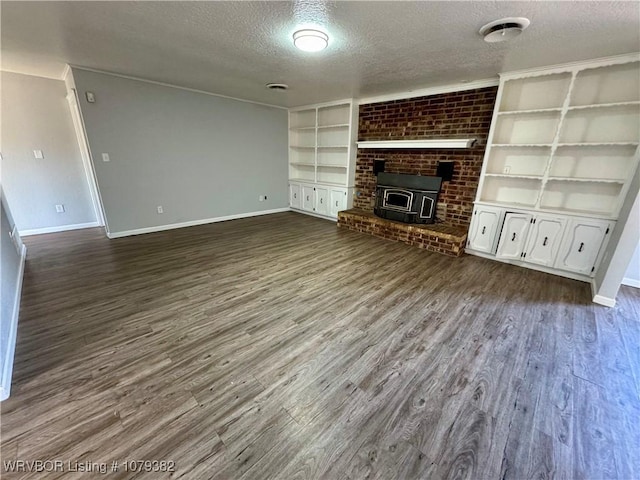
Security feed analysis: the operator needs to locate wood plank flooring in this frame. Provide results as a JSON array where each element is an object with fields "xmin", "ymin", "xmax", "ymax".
[{"xmin": 1, "ymin": 211, "xmax": 639, "ymax": 479}]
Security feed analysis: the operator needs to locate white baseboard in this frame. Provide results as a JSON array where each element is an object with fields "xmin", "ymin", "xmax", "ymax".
[
  {"xmin": 592, "ymin": 294, "xmax": 616, "ymax": 308},
  {"xmin": 621, "ymin": 277, "xmax": 640, "ymax": 288},
  {"xmin": 20, "ymin": 221, "xmax": 100, "ymax": 236},
  {"xmin": 107, "ymin": 208, "xmax": 291, "ymax": 239},
  {"xmin": 1, "ymin": 243, "xmax": 27, "ymax": 402}
]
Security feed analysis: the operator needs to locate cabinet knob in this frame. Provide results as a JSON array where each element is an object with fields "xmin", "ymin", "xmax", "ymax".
[
  {"xmin": 320, "ymin": 198, "xmax": 323, "ymax": 204},
  {"xmin": 578, "ymin": 242, "xmax": 584, "ymax": 253},
  {"xmin": 336, "ymin": 201, "xmax": 339, "ymax": 207},
  {"xmin": 543, "ymin": 236, "xmax": 548, "ymax": 246},
  {"xmin": 306, "ymin": 196, "xmax": 310, "ymax": 201},
  {"xmin": 481, "ymin": 226, "xmax": 486, "ymax": 235},
  {"xmin": 511, "ymin": 232, "xmax": 517, "ymax": 242},
  {"xmin": 294, "ymin": 193, "xmax": 297, "ymax": 198}
]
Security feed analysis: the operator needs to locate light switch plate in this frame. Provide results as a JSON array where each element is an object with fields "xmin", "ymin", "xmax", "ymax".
[
  {"xmin": 102, "ymin": 153, "xmax": 110, "ymax": 162},
  {"xmin": 34, "ymin": 150, "xmax": 44, "ymax": 159},
  {"xmin": 86, "ymin": 91, "xmax": 96, "ymax": 103},
  {"xmin": 55, "ymin": 204, "xmax": 65, "ymax": 213}
]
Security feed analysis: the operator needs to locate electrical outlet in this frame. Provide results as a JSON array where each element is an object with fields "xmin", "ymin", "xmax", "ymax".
[
  {"xmin": 157, "ymin": 205, "xmax": 164, "ymax": 214},
  {"xmin": 55, "ymin": 204, "xmax": 65, "ymax": 213},
  {"xmin": 34, "ymin": 150, "xmax": 44, "ymax": 159},
  {"xmin": 259, "ymin": 195, "xmax": 268, "ymax": 202}
]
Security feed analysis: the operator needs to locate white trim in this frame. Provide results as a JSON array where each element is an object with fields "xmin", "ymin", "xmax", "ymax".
[
  {"xmin": 19, "ymin": 222, "xmax": 100, "ymax": 236},
  {"xmin": 465, "ymin": 248, "xmax": 592, "ymax": 283},
  {"xmin": 499, "ymin": 52, "xmax": 640, "ymax": 80},
  {"xmin": 592, "ymin": 294, "xmax": 617, "ymax": 307},
  {"xmin": 66, "ymin": 89, "xmax": 106, "ymax": 227},
  {"xmin": 61, "ymin": 64, "xmax": 72, "ymax": 83},
  {"xmin": 357, "ymin": 139, "xmax": 476, "ymax": 149},
  {"xmin": 289, "ymin": 97, "xmax": 356, "ymax": 111},
  {"xmin": 1, "ymin": 244, "xmax": 27, "ymax": 402},
  {"xmin": 69, "ymin": 65, "xmax": 288, "ymax": 110},
  {"xmin": 621, "ymin": 277, "xmax": 640, "ymax": 288},
  {"xmin": 290, "ymin": 207, "xmax": 338, "ymax": 222},
  {"xmin": 357, "ymin": 78, "xmax": 499, "ymax": 105},
  {"xmin": 106, "ymin": 208, "xmax": 291, "ymax": 238}
]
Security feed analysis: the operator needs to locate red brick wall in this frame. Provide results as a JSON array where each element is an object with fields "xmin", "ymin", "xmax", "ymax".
[{"xmin": 354, "ymin": 86, "xmax": 497, "ymax": 228}]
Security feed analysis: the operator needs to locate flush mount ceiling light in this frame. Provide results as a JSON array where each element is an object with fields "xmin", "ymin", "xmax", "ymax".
[
  {"xmin": 479, "ymin": 17, "xmax": 530, "ymax": 43},
  {"xmin": 266, "ymin": 83, "xmax": 289, "ymax": 91},
  {"xmin": 293, "ymin": 29, "xmax": 329, "ymax": 52}
]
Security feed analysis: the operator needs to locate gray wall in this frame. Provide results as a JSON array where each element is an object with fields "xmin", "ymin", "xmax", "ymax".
[
  {"xmin": 1, "ymin": 72, "xmax": 96, "ymax": 233},
  {"xmin": 1, "ymin": 193, "xmax": 24, "ymax": 400},
  {"xmin": 71, "ymin": 69, "xmax": 289, "ymax": 235},
  {"xmin": 594, "ymin": 161, "xmax": 640, "ymax": 301}
]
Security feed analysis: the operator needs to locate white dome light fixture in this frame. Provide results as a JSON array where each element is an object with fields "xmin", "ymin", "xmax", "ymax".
[
  {"xmin": 293, "ymin": 29, "xmax": 329, "ymax": 52},
  {"xmin": 479, "ymin": 17, "xmax": 530, "ymax": 43}
]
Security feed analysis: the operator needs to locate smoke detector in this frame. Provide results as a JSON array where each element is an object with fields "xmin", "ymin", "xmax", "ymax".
[
  {"xmin": 266, "ymin": 83, "xmax": 289, "ymax": 91},
  {"xmin": 479, "ymin": 17, "xmax": 530, "ymax": 43}
]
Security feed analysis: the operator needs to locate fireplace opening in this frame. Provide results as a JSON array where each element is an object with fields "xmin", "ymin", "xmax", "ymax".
[{"xmin": 374, "ymin": 173, "xmax": 442, "ymax": 224}]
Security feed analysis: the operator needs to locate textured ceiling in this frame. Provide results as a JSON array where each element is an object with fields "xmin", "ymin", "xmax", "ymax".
[{"xmin": 1, "ymin": 1, "xmax": 639, "ymax": 107}]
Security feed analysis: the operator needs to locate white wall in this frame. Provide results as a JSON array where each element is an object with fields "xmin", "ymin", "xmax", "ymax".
[
  {"xmin": 593, "ymin": 161, "xmax": 640, "ymax": 305},
  {"xmin": 622, "ymin": 242, "xmax": 640, "ymax": 288},
  {"xmin": 0, "ymin": 193, "xmax": 26, "ymax": 401},
  {"xmin": 71, "ymin": 68, "xmax": 289, "ymax": 236},
  {"xmin": 1, "ymin": 72, "xmax": 97, "ymax": 234}
]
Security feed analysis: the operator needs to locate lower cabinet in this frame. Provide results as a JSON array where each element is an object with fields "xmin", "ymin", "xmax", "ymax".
[
  {"xmin": 524, "ymin": 215, "xmax": 566, "ymax": 267},
  {"xmin": 329, "ymin": 188, "xmax": 348, "ymax": 217},
  {"xmin": 467, "ymin": 206, "xmax": 503, "ymax": 253},
  {"xmin": 496, "ymin": 213, "xmax": 532, "ymax": 260},
  {"xmin": 289, "ymin": 183, "xmax": 301, "ymax": 210},
  {"xmin": 467, "ymin": 203, "xmax": 614, "ymax": 280},
  {"xmin": 289, "ymin": 182, "xmax": 351, "ymax": 220},
  {"xmin": 555, "ymin": 218, "xmax": 613, "ymax": 275},
  {"xmin": 301, "ymin": 185, "xmax": 315, "ymax": 212}
]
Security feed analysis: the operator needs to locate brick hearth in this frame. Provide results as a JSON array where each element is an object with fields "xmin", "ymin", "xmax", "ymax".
[{"xmin": 338, "ymin": 209, "xmax": 467, "ymax": 257}]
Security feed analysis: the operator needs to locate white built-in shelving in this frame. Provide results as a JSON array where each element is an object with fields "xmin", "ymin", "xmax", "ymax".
[
  {"xmin": 288, "ymin": 100, "xmax": 357, "ymax": 219},
  {"xmin": 477, "ymin": 56, "xmax": 640, "ymax": 220},
  {"xmin": 468, "ymin": 55, "xmax": 640, "ymax": 284}
]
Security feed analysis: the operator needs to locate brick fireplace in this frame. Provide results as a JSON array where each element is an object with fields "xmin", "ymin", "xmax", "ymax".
[{"xmin": 338, "ymin": 86, "xmax": 498, "ymax": 256}]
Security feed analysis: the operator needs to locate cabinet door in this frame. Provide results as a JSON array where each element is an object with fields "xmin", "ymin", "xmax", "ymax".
[
  {"xmin": 467, "ymin": 206, "xmax": 504, "ymax": 254},
  {"xmin": 496, "ymin": 213, "xmax": 533, "ymax": 260},
  {"xmin": 301, "ymin": 185, "xmax": 315, "ymax": 212},
  {"xmin": 315, "ymin": 187, "xmax": 329, "ymax": 216},
  {"xmin": 555, "ymin": 218, "xmax": 612, "ymax": 275},
  {"xmin": 523, "ymin": 215, "xmax": 567, "ymax": 267},
  {"xmin": 289, "ymin": 183, "xmax": 301, "ymax": 209},
  {"xmin": 330, "ymin": 188, "xmax": 347, "ymax": 217}
]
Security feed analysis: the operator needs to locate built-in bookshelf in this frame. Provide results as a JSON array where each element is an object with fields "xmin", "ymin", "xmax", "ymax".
[
  {"xmin": 477, "ymin": 56, "xmax": 640, "ymax": 219},
  {"xmin": 288, "ymin": 101, "xmax": 357, "ymax": 187},
  {"xmin": 288, "ymin": 100, "xmax": 357, "ymax": 219}
]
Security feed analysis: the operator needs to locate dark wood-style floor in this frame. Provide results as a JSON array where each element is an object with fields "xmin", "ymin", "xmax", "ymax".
[{"xmin": 1, "ymin": 212, "xmax": 639, "ymax": 479}]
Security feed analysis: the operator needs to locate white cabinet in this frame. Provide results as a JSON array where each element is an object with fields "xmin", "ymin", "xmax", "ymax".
[
  {"xmin": 467, "ymin": 202, "xmax": 614, "ymax": 280},
  {"xmin": 301, "ymin": 185, "xmax": 315, "ymax": 212},
  {"xmin": 468, "ymin": 56, "xmax": 636, "ymax": 287},
  {"xmin": 289, "ymin": 183, "xmax": 301, "ymax": 210},
  {"xmin": 496, "ymin": 213, "xmax": 532, "ymax": 260},
  {"xmin": 315, "ymin": 186, "xmax": 328, "ymax": 216},
  {"xmin": 329, "ymin": 188, "xmax": 347, "ymax": 217},
  {"xmin": 555, "ymin": 218, "xmax": 613, "ymax": 276},
  {"xmin": 289, "ymin": 100, "xmax": 357, "ymax": 221},
  {"xmin": 523, "ymin": 215, "xmax": 567, "ymax": 267},
  {"xmin": 467, "ymin": 206, "xmax": 504, "ymax": 253},
  {"xmin": 289, "ymin": 182, "xmax": 350, "ymax": 219}
]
